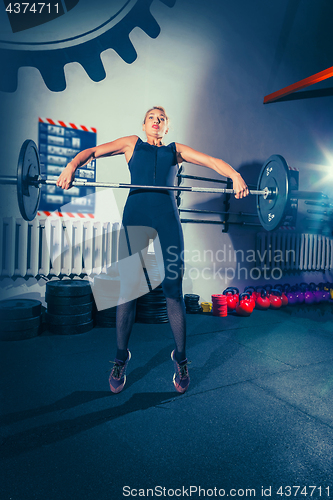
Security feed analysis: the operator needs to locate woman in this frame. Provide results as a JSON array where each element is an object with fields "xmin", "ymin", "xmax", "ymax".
[{"xmin": 56, "ymin": 106, "xmax": 249, "ymax": 394}]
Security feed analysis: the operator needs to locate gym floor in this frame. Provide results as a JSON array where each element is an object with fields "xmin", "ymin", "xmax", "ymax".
[{"xmin": 1, "ymin": 305, "xmax": 333, "ymax": 499}]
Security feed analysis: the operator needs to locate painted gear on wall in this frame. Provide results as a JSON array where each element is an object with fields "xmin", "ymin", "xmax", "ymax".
[{"xmin": 0, "ymin": 0, "xmax": 176, "ymax": 92}]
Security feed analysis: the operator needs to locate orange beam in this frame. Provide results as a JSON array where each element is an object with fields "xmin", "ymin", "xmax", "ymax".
[{"xmin": 264, "ymin": 65, "xmax": 333, "ymax": 104}]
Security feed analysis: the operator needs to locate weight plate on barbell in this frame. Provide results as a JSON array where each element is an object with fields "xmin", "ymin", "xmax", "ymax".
[
  {"xmin": 17, "ymin": 140, "xmax": 41, "ymax": 221},
  {"xmin": 257, "ymin": 155, "xmax": 289, "ymax": 231}
]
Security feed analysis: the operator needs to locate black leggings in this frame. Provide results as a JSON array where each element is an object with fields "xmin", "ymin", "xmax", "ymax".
[{"xmin": 115, "ymin": 190, "xmax": 187, "ymax": 363}]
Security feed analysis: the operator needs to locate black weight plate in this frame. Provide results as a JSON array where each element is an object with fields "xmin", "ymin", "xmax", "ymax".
[
  {"xmin": 17, "ymin": 140, "xmax": 41, "ymax": 221},
  {"xmin": 46, "ymin": 311, "xmax": 92, "ymax": 325},
  {"xmin": 136, "ymin": 300, "xmax": 166, "ymax": 306},
  {"xmin": 136, "ymin": 304, "xmax": 166, "ymax": 312},
  {"xmin": 142, "ymin": 296, "xmax": 165, "ymax": 302},
  {"xmin": 257, "ymin": 155, "xmax": 289, "ymax": 231},
  {"xmin": 1, "ymin": 316, "xmax": 41, "ymax": 332},
  {"xmin": 143, "ymin": 296, "xmax": 165, "ymax": 301},
  {"xmin": 48, "ymin": 320, "xmax": 94, "ymax": 335},
  {"xmin": 46, "ymin": 280, "xmax": 92, "ymax": 297},
  {"xmin": 47, "ymin": 303, "xmax": 93, "ymax": 315},
  {"xmin": 136, "ymin": 310, "xmax": 169, "ymax": 318},
  {"xmin": 0, "ymin": 326, "xmax": 41, "ymax": 341},
  {"xmin": 137, "ymin": 313, "xmax": 167, "ymax": 319},
  {"xmin": 45, "ymin": 292, "xmax": 94, "ymax": 305},
  {"xmin": 0, "ymin": 299, "xmax": 41, "ymax": 320},
  {"xmin": 136, "ymin": 318, "xmax": 169, "ymax": 324},
  {"xmin": 137, "ymin": 297, "xmax": 166, "ymax": 303}
]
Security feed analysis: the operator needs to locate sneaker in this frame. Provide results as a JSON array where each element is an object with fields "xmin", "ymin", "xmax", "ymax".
[
  {"xmin": 109, "ymin": 350, "xmax": 131, "ymax": 394},
  {"xmin": 171, "ymin": 350, "xmax": 190, "ymax": 393}
]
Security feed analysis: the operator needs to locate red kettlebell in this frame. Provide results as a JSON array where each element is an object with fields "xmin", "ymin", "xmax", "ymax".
[
  {"xmin": 255, "ymin": 289, "xmax": 270, "ymax": 310},
  {"xmin": 235, "ymin": 292, "xmax": 253, "ymax": 317},
  {"xmin": 244, "ymin": 286, "xmax": 258, "ymax": 300},
  {"xmin": 223, "ymin": 287, "xmax": 238, "ymax": 311},
  {"xmin": 231, "ymin": 287, "xmax": 240, "ymax": 304},
  {"xmin": 275, "ymin": 285, "xmax": 288, "ymax": 306},
  {"xmin": 269, "ymin": 289, "xmax": 282, "ymax": 309},
  {"xmin": 264, "ymin": 284, "xmax": 273, "ymax": 300},
  {"xmin": 244, "ymin": 287, "xmax": 256, "ymax": 309}
]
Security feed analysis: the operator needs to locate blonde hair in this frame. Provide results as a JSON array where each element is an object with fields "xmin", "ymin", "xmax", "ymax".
[{"xmin": 143, "ymin": 106, "xmax": 169, "ymax": 125}]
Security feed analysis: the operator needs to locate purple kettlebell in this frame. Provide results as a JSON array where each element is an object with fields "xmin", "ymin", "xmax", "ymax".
[
  {"xmin": 304, "ymin": 290, "xmax": 315, "ymax": 305},
  {"xmin": 286, "ymin": 285, "xmax": 297, "ymax": 305},
  {"xmin": 295, "ymin": 285, "xmax": 305, "ymax": 304},
  {"xmin": 310, "ymin": 282, "xmax": 322, "ymax": 303}
]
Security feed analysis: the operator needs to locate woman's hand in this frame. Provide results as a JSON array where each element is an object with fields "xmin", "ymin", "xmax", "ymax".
[
  {"xmin": 232, "ymin": 173, "xmax": 249, "ymax": 199},
  {"xmin": 56, "ymin": 164, "xmax": 76, "ymax": 190}
]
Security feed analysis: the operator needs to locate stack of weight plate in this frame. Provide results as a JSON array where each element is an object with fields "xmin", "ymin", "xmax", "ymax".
[
  {"xmin": 184, "ymin": 294, "xmax": 203, "ymax": 314},
  {"xmin": 45, "ymin": 280, "xmax": 94, "ymax": 335},
  {"xmin": 92, "ymin": 275, "xmax": 120, "ymax": 328},
  {"xmin": 135, "ymin": 254, "xmax": 168, "ymax": 324},
  {"xmin": 0, "ymin": 299, "xmax": 42, "ymax": 341}
]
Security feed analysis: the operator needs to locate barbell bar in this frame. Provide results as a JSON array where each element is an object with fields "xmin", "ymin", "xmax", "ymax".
[
  {"xmin": 31, "ymin": 178, "xmax": 269, "ymax": 196},
  {"xmin": 0, "ymin": 139, "xmax": 329, "ymax": 231}
]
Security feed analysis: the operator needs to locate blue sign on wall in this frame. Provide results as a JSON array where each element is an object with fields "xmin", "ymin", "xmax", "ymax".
[{"xmin": 38, "ymin": 118, "xmax": 97, "ymax": 214}]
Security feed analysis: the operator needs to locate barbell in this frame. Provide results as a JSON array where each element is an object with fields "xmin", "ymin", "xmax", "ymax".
[{"xmin": 0, "ymin": 139, "xmax": 329, "ymax": 231}]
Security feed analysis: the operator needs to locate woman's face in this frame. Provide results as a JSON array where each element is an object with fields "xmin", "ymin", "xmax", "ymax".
[{"xmin": 143, "ymin": 109, "xmax": 169, "ymax": 139}]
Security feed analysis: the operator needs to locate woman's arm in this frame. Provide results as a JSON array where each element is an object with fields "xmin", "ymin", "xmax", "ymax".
[
  {"xmin": 175, "ymin": 143, "xmax": 249, "ymax": 199},
  {"xmin": 56, "ymin": 135, "xmax": 138, "ymax": 190}
]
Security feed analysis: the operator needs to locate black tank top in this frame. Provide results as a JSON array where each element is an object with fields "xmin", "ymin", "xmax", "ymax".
[{"xmin": 128, "ymin": 137, "xmax": 178, "ymax": 192}]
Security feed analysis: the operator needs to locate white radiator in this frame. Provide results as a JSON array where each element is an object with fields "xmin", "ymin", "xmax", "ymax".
[
  {"xmin": 2, "ymin": 219, "xmax": 332, "ymax": 277},
  {"xmin": 0, "ymin": 217, "xmax": 121, "ymax": 278},
  {"xmin": 256, "ymin": 232, "xmax": 333, "ymax": 271}
]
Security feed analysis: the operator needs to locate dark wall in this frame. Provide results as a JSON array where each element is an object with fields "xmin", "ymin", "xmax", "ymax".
[{"xmin": 180, "ymin": 0, "xmax": 333, "ymax": 233}]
